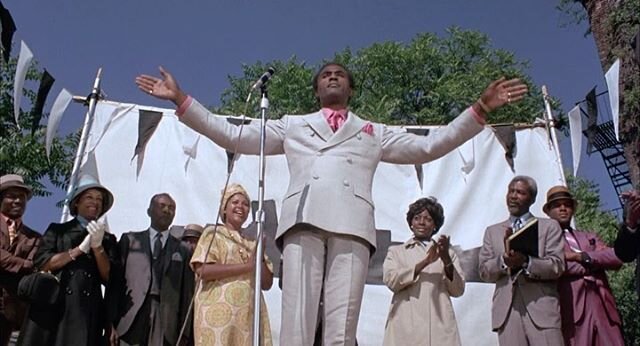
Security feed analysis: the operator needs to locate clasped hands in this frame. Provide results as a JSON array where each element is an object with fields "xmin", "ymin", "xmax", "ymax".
[{"xmin": 78, "ymin": 221, "xmax": 107, "ymax": 254}]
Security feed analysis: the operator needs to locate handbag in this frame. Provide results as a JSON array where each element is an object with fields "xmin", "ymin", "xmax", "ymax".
[{"xmin": 17, "ymin": 271, "xmax": 61, "ymax": 306}]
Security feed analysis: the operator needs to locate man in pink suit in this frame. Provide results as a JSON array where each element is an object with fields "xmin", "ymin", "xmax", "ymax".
[{"xmin": 543, "ymin": 185, "xmax": 624, "ymax": 346}]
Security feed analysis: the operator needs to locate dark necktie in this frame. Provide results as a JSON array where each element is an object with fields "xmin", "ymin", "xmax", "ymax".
[
  {"xmin": 152, "ymin": 232, "xmax": 164, "ymax": 290},
  {"xmin": 153, "ymin": 232, "xmax": 163, "ymax": 261}
]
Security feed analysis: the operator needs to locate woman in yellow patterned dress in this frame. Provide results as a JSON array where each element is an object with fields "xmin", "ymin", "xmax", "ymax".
[{"xmin": 190, "ymin": 184, "xmax": 274, "ymax": 345}]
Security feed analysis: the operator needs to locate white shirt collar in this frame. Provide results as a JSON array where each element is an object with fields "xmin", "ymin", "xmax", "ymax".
[{"xmin": 149, "ymin": 226, "xmax": 169, "ymax": 247}]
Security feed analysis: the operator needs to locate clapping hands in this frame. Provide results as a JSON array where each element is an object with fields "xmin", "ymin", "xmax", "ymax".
[
  {"xmin": 423, "ymin": 235, "xmax": 452, "ymax": 266},
  {"xmin": 87, "ymin": 221, "xmax": 107, "ymax": 248}
]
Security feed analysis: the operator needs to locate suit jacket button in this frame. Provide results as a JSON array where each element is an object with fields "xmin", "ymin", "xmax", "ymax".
[
  {"xmin": 356, "ymin": 134, "xmax": 362, "ymax": 140},
  {"xmin": 343, "ymin": 180, "xmax": 350, "ymax": 187},
  {"xmin": 313, "ymin": 175, "xmax": 319, "ymax": 180},
  {"xmin": 347, "ymin": 158, "xmax": 353, "ymax": 164}
]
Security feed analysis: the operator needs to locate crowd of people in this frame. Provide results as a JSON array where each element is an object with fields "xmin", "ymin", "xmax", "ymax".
[{"xmin": 1, "ymin": 62, "xmax": 639, "ymax": 346}]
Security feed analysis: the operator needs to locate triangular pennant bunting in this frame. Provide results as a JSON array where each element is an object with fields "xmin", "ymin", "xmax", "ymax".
[
  {"xmin": 0, "ymin": 1, "xmax": 16, "ymax": 64},
  {"xmin": 132, "ymin": 109, "xmax": 163, "ymax": 177},
  {"xmin": 31, "ymin": 69, "xmax": 55, "ymax": 132}
]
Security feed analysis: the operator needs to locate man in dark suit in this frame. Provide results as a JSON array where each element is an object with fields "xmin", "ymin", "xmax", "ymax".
[
  {"xmin": 614, "ymin": 189, "xmax": 640, "ymax": 297},
  {"xmin": 544, "ymin": 185, "xmax": 624, "ymax": 346},
  {"xmin": 111, "ymin": 193, "xmax": 194, "ymax": 346},
  {"xmin": 0, "ymin": 174, "xmax": 40, "ymax": 346},
  {"xmin": 479, "ymin": 176, "xmax": 565, "ymax": 346}
]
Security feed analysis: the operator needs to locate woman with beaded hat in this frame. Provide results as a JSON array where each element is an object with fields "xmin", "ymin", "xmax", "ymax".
[
  {"xmin": 18, "ymin": 174, "xmax": 120, "ymax": 346},
  {"xmin": 190, "ymin": 183, "xmax": 274, "ymax": 345}
]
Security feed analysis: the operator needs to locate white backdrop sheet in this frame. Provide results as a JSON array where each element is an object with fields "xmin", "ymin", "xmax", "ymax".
[{"xmin": 84, "ymin": 101, "xmax": 565, "ymax": 346}]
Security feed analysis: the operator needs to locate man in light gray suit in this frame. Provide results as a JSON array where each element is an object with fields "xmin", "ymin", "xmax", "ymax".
[
  {"xmin": 136, "ymin": 62, "xmax": 528, "ymax": 345},
  {"xmin": 479, "ymin": 176, "xmax": 565, "ymax": 345}
]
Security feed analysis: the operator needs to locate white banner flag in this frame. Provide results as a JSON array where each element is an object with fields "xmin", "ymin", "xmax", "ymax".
[
  {"xmin": 568, "ymin": 105, "xmax": 583, "ymax": 176},
  {"xmin": 13, "ymin": 41, "xmax": 34, "ymax": 127},
  {"xmin": 604, "ymin": 58, "xmax": 620, "ymax": 140},
  {"xmin": 45, "ymin": 88, "xmax": 73, "ymax": 158}
]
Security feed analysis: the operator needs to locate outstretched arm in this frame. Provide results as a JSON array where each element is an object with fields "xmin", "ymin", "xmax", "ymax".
[
  {"xmin": 381, "ymin": 77, "xmax": 529, "ymax": 164},
  {"xmin": 135, "ymin": 66, "xmax": 188, "ymax": 106}
]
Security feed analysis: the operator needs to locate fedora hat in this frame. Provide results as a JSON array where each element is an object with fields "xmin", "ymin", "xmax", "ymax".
[
  {"xmin": 67, "ymin": 174, "xmax": 114, "ymax": 217},
  {"xmin": 0, "ymin": 174, "xmax": 33, "ymax": 200},
  {"xmin": 182, "ymin": 224, "xmax": 204, "ymax": 239},
  {"xmin": 543, "ymin": 185, "xmax": 576, "ymax": 213}
]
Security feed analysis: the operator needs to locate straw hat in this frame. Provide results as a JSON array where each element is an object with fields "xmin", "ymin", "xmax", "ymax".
[{"xmin": 0, "ymin": 174, "xmax": 33, "ymax": 200}]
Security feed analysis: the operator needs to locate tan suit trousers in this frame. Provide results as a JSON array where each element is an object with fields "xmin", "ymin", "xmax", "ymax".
[
  {"xmin": 280, "ymin": 227, "xmax": 370, "ymax": 346},
  {"xmin": 498, "ymin": 282, "xmax": 563, "ymax": 346}
]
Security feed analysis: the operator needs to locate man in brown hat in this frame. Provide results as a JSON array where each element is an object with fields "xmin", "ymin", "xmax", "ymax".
[
  {"xmin": 0, "ymin": 174, "xmax": 41, "ymax": 346},
  {"xmin": 180, "ymin": 223, "xmax": 203, "ymax": 253},
  {"xmin": 543, "ymin": 185, "xmax": 624, "ymax": 346}
]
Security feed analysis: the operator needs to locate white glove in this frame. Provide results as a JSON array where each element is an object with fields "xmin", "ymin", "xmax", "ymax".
[
  {"xmin": 87, "ymin": 221, "xmax": 106, "ymax": 248},
  {"xmin": 78, "ymin": 233, "xmax": 92, "ymax": 253}
]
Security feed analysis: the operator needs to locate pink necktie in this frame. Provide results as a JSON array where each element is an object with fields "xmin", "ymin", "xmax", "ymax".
[
  {"xmin": 7, "ymin": 219, "xmax": 16, "ymax": 246},
  {"xmin": 327, "ymin": 111, "xmax": 345, "ymax": 132},
  {"xmin": 564, "ymin": 229, "xmax": 581, "ymax": 252}
]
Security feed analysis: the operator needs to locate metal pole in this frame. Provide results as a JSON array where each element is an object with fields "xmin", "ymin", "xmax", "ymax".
[
  {"xmin": 60, "ymin": 67, "xmax": 103, "ymax": 222},
  {"xmin": 542, "ymin": 85, "xmax": 566, "ymax": 184},
  {"xmin": 252, "ymin": 84, "xmax": 269, "ymax": 346}
]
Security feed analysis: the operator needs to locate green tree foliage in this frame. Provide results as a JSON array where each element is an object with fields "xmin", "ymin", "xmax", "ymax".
[
  {"xmin": 218, "ymin": 28, "xmax": 550, "ymax": 126},
  {"xmin": 0, "ymin": 59, "xmax": 76, "ymax": 197},
  {"xmin": 567, "ymin": 174, "xmax": 639, "ymax": 345}
]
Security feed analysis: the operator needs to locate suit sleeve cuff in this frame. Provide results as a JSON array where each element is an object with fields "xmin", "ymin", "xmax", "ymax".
[
  {"xmin": 469, "ymin": 105, "xmax": 487, "ymax": 125},
  {"xmin": 175, "ymin": 95, "xmax": 193, "ymax": 117}
]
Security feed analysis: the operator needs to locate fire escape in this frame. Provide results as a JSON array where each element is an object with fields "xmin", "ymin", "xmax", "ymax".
[{"xmin": 581, "ymin": 91, "xmax": 632, "ymax": 208}]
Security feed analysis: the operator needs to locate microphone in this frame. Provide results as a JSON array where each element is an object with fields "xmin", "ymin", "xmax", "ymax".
[{"xmin": 250, "ymin": 67, "xmax": 276, "ymax": 91}]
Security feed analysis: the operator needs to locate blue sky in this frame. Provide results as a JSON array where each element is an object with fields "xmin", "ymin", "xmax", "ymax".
[{"xmin": 8, "ymin": 1, "xmax": 618, "ymax": 231}]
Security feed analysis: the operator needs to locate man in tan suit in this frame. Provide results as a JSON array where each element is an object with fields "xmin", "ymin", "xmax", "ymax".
[
  {"xmin": 136, "ymin": 63, "xmax": 528, "ymax": 345},
  {"xmin": 479, "ymin": 176, "xmax": 565, "ymax": 345}
]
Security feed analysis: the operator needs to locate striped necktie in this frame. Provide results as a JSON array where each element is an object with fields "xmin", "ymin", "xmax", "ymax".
[
  {"xmin": 513, "ymin": 218, "xmax": 523, "ymax": 231},
  {"xmin": 7, "ymin": 219, "xmax": 17, "ymax": 246}
]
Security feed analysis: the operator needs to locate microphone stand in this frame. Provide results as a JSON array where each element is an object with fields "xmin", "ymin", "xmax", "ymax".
[{"xmin": 252, "ymin": 84, "xmax": 269, "ymax": 346}]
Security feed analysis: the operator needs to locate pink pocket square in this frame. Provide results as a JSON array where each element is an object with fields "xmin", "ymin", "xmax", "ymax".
[{"xmin": 362, "ymin": 123, "xmax": 374, "ymax": 136}]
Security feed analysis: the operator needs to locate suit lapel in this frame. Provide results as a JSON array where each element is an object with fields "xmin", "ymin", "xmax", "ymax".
[
  {"xmin": 138, "ymin": 230, "xmax": 152, "ymax": 269},
  {"xmin": 0, "ymin": 219, "xmax": 9, "ymax": 247},
  {"xmin": 321, "ymin": 111, "xmax": 366, "ymax": 150},
  {"xmin": 303, "ymin": 111, "xmax": 333, "ymax": 142}
]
